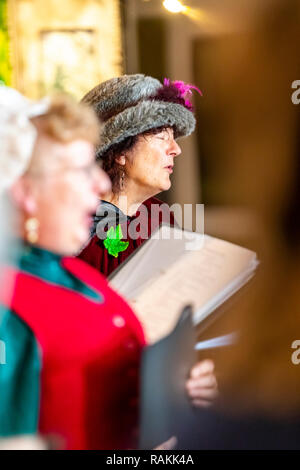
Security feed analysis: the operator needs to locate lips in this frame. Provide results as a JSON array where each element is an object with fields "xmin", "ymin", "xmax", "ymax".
[{"xmin": 164, "ymin": 165, "xmax": 174, "ymax": 174}]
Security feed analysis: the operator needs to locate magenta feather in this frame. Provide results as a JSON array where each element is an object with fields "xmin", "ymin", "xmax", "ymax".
[
  {"xmin": 151, "ymin": 78, "xmax": 202, "ymax": 111},
  {"xmin": 162, "ymin": 78, "xmax": 202, "ymax": 110}
]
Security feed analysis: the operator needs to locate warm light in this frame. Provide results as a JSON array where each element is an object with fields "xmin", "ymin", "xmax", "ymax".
[{"xmin": 163, "ymin": 0, "xmax": 186, "ymax": 14}]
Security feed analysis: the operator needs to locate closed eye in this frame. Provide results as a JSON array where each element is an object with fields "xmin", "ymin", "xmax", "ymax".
[{"xmin": 155, "ymin": 131, "xmax": 171, "ymax": 140}]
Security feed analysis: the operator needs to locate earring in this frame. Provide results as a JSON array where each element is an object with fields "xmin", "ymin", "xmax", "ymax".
[
  {"xmin": 120, "ymin": 169, "xmax": 126, "ymax": 191},
  {"xmin": 25, "ymin": 217, "xmax": 40, "ymax": 244}
]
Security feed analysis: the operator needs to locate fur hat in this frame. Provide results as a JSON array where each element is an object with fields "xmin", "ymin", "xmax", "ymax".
[{"xmin": 81, "ymin": 74, "xmax": 200, "ymax": 159}]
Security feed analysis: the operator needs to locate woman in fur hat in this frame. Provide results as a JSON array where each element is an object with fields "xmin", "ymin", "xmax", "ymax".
[{"xmin": 77, "ymin": 75, "xmax": 218, "ymax": 416}]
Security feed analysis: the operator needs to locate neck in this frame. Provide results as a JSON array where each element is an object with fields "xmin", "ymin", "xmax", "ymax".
[{"xmin": 106, "ymin": 180, "xmax": 157, "ymax": 216}]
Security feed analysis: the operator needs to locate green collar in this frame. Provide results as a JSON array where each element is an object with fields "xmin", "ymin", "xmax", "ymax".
[{"xmin": 13, "ymin": 241, "xmax": 103, "ymax": 303}]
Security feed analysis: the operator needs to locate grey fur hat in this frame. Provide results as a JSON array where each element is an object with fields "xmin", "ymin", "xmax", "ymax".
[{"xmin": 81, "ymin": 74, "xmax": 196, "ymax": 159}]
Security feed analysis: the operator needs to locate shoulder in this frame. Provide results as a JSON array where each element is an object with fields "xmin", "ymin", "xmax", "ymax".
[
  {"xmin": 79, "ymin": 233, "xmax": 103, "ymax": 253},
  {"xmin": 77, "ymin": 234, "xmax": 104, "ymax": 263}
]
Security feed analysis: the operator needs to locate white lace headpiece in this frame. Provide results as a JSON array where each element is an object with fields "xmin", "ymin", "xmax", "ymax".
[{"xmin": 0, "ymin": 86, "xmax": 49, "ymax": 191}]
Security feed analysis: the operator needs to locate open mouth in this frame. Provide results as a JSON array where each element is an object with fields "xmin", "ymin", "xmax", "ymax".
[{"xmin": 165, "ymin": 165, "xmax": 174, "ymax": 174}]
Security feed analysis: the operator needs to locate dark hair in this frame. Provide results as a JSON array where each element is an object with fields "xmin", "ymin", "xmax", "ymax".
[{"xmin": 99, "ymin": 126, "xmax": 173, "ymax": 194}]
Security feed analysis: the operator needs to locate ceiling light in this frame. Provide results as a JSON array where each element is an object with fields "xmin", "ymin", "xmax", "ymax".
[{"xmin": 163, "ymin": 0, "xmax": 186, "ymax": 14}]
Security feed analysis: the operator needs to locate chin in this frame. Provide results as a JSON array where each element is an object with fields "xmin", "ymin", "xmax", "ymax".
[
  {"xmin": 72, "ymin": 230, "xmax": 90, "ymax": 254},
  {"xmin": 160, "ymin": 180, "xmax": 172, "ymax": 192}
]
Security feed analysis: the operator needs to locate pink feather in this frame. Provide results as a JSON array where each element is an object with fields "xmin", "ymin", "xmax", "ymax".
[
  {"xmin": 163, "ymin": 78, "xmax": 202, "ymax": 111},
  {"xmin": 159, "ymin": 78, "xmax": 203, "ymax": 111},
  {"xmin": 172, "ymin": 80, "xmax": 203, "ymax": 97}
]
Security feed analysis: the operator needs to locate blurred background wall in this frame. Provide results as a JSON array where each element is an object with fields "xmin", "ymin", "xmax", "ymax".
[
  {"xmin": 122, "ymin": 0, "xmax": 300, "ymax": 252},
  {"xmin": 1, "ymin": 0, "xmax": 299, "ymax": 254},
  {"xmin": 4, "ymin": 0, "xmax": 123, "ymax": 97}
]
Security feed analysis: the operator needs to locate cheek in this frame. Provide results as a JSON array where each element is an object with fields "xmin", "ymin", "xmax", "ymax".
[
  {"xmin": 38, "ymin": 179, "xmax": 83, "ymax": 218},
  {"xmin": 130, "ymin": 147, "xmax": 166, "ymax": 186},
  {"xmin": 53, "ymin": 181, "xmax": 75, "ymax": 206},
  {"xmin": 61, "ymin": 175, "xmax": 92, "ymax": 204}
]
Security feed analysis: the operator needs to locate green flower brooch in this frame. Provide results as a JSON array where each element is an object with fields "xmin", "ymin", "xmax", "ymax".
[{"xmin": 103, "ymin": 224, "xmax": 129, "ymax": 258}]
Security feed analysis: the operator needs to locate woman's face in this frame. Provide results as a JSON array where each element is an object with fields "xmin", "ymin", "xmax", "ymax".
[
  {"xmin": 124, "ymin": 127, "xmax": 181, "ymax": 196},
  {"xmin": 21, "ymin": 135, "xmax": 111, "ymax": 255}
]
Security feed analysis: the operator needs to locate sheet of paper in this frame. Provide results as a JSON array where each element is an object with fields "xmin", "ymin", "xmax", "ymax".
[
  {"xmin": 129, "ymin": 235, "xmax": 257, "ymax": 343},
  {"xmin": 110, "ymin": 226, "xmax": 204, "ymax": 298}
]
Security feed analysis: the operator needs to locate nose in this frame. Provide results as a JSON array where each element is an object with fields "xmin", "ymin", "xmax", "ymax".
[
  {"xmin": 93, "ymin": 166, "xmax": 112, "ymax": 197},
  {"xmin": 169, "ymin": 138, "xmax": 181, "ymax": 158}
]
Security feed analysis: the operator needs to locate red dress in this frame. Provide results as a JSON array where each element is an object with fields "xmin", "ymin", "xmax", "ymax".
[{"xmin": 78, "ymin": 197, "xmax": 175, "ymax": 277}]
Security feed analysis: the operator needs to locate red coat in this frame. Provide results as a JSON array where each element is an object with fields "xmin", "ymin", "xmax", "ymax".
[{"xmin": 78, "ymin": 197, "xmax": 175, "ymax": 277}]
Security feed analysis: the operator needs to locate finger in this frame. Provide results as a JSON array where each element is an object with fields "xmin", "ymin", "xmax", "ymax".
[
  {"xmin": 187, "ymin": 385, "xmax": 219, "ymax": 400},
  {"xmin": 190, "ymin": 360, "xmax": 215, "ymax": 379},
  {"xmin": 154, "ymin": 436, "xmax": 177, "ymax": 450},
  {"xmin": 191, "ymin": 399, "xmax": 214, "ymax": 408},
  {"xmin": 186, "ymin": 373, "xmax": 217, "ymax": 391}
]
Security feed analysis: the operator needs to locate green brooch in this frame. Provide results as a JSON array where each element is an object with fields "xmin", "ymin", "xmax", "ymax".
[{"xmin": 103, "ymin": 224, "xmax": 129, "ymax": 258}]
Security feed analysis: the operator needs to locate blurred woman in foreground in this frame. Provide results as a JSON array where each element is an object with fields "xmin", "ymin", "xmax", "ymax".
[{"xmin": 0, "ymin": 87, "xmax": 50, "ymax": 450}]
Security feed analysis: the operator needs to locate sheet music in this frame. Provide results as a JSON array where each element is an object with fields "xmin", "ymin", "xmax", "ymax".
[
  {"xmin": 110, "ymin": 226, "xmax": 203, "ymax": 298},
  {"xmin": 128, "ymin": 234, "xmax": 257, "ymax": 343}
]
